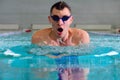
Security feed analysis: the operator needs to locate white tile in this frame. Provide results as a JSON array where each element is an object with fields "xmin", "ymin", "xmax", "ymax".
[
  {"xmin": 0, "ymin": 24, "xmax": 19, "ymax": 30},
  {"xmin": 31, "ymin": 24, "xmax": 51, "ymax": 30},
  {"xmin": 76, "ymin": 25, "xmax": 111, "ymax": 30}
]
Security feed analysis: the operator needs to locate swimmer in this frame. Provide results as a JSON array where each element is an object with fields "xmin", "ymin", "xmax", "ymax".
[
  {"xmin": 32, "ymin": 1, "xmax": 90, "ymax": 80},
  {"xmin": 32, "ymin": 1, "xmax": 89, "ymax": 46}
]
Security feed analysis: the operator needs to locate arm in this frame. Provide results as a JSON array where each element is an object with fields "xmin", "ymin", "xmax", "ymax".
[
  {"xmin": 32, "ymin": 29, "xmax": 50, "ymax": 46},
  {"xmin": 81, "ymin": 30, "xmax": 90, "ymax": 44},
  {"xmin": 32, "ymin": 34, "xmax": 47, "ymax": 46},
  {"xmin": 31, "ymin": 31, "xmax": 42, "ymax": 44},
  {"xmin": 32, "ymin": 28, "xmax": 52, "ymax": 44}
]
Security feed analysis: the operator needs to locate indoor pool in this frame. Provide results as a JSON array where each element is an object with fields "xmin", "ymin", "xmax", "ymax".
[{"xmin": 0, "ymin": 31, "xmax": 120, "ymax": 80}]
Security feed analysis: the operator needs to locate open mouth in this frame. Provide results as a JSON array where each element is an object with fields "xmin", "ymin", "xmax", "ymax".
[{"xmin": 57, "ymin": 28, "xmax": 63, "ymax": 32}]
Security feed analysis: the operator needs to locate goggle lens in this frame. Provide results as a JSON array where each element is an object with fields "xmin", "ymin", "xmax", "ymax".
[{"xmin": 51, "ymin": 15, "xmax": 71, "ymax": 22}]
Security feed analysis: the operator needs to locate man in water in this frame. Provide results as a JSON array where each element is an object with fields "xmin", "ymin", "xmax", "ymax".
[
  {"xmin": 32, "ymin": 1, "xmax": 89, "ymax": 80},
  {"xmin": 32, "ymin": 1, "xmax": 89, "ymax": 46}
]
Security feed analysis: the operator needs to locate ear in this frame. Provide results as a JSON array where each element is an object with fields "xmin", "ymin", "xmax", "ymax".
[
  {"xmin": 48, "ymin": 16, "xmax": 52, "ymax": 23},
  {"xmin": 69, "ymin": 16, "xmax": 74, "ymax": 24}
]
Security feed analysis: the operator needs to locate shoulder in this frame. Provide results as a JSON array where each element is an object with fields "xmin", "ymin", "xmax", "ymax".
[
  {"xmin": 71, "ymin": 28, "xmax": 90, "ymax": 44},
  {"xmin": 32, "ymin": 28, "xmax": 52, "ymax": 43},
  {"xmin": 71, "ymin": 28, "xmax": 88, "ymax": 35}
]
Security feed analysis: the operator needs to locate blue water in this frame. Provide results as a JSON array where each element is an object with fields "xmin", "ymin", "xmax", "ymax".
[{"xmin": 0, "ymin": 31, "xmax": 120, "ymax": 80}]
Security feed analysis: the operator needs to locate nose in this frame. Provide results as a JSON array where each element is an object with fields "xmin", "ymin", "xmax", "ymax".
[{"xmin": 58, "ymin": 19, "xmax": 64, "ymax": 26}]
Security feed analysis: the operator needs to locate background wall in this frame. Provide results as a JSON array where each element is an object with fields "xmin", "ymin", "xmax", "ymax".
[{"xmin": 0, "ymin": 0, "xmax": 120, "ymax": 27}]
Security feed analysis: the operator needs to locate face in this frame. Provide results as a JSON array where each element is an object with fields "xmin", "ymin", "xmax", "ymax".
[{"xmin": 48, "ymin": 7, "xmax": 73, "ymax": 38}]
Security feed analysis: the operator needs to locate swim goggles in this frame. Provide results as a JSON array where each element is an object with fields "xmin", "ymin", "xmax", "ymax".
[{"xmin": 51, "ymin": 15, "xmax": 71, "ymax": 22}]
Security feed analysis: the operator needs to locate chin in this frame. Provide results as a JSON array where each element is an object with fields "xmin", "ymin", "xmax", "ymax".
[{"xmin": 57, "ymin": 34, "xmax": 63, "ymax": 38}]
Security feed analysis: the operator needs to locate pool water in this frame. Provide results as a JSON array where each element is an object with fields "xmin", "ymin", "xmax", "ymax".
[{"xmin": 0, "ymin": 31, "xmax": 120, "ymax": 80}]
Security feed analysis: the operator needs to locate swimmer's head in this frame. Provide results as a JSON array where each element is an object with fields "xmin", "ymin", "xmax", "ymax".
[{"xmin": 49, "ymin": 1, "xmax": 73, "ymax": 38}]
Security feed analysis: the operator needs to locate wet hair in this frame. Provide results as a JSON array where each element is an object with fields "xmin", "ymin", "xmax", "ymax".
[{"xmin": 50, "ymin": 1, "xmax": 71, "ymax": 15}]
